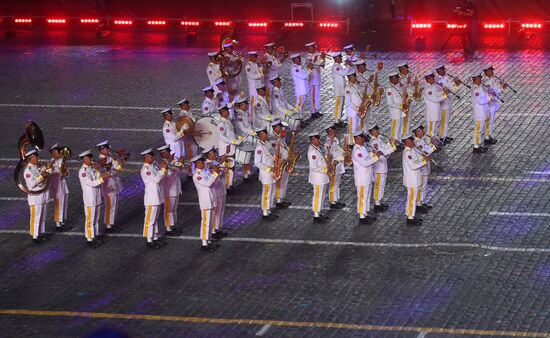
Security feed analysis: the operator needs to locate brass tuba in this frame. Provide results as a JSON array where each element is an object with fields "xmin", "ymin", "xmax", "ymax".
[{"xmin": 14, "ymin": 121, "xmax": 49, "ymax": 194}]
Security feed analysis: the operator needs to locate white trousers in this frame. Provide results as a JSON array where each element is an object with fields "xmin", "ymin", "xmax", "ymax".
[
  {"xmin": 29, "ymin": 203, "xmax": 47, "ymax": 238},
  {"xmin": 275, "ymin": 171, "xmax": 290, "ymax": 203},
  {"xmin": 224, "ymin": 168, "xmax": 234, "ymax": 188},
  {"xmin": 200, "ymin": 208, "xmax": 213, "ymax": 243},
  {"xmin": 405, "ymin": 186, "xmax": 418, "ymax": 219},
  {"xmin": 163, "ymin": 195, "xmax": 179, "ymax": 227},
  {"xmin": 311, "ymin": 183, "xmax": 327, "ymax": 215},
  {"xmin": 53, "ymin": 193, "xmax": 69, "ymax": 223},
  {"xmin": 310, "ymin": 84, "xmax": 321, "ymax": 112},
  {"xmin": 334, "ymin": 96, "xmax": 345, "ymax": 122},
  {"xmin": 212, "ymin": 194, "xmax": 226, "ymax": 231},
  {"xmin": 143, "ymin": 205, "xmax": 160, "ymax": 242},
  {"xmin": 249, "ymin": 94, "xmax": 258, "ymax": 123},
  {"xmin": 262, "ymin": 183, "xmax": 276, "ymax": 214},
  {"xmin": 402, "ymin": 112, "xmax": 411, "ymax": 138},
  {"xmin": 348, "ymin": 112, "xmax": 360, "ymax": 145},
  {"xmin": 439, "ymin": 106, "xmax": 452, "ymax": 139},
  {"xmin": 487, "ymin": 102, "xmax": 499, "ymax": 138},
  {"xmin": 417, "ymin": 175, "xmax": 429, "ymax": 205},
  {"xmin": 426, "ymin": 120, "xmax": 440, "ymax": 139},
  {"xmin": 390, "ymin": 118, "xmax": 404, "ymax": 142},
  {"xmin": 372, "ymin": 172, "xmax": 387, "ymax": 205},
  {"xmin": 295, "ymin": 94, "xmax": 307, "ymax": 117},
  {"xmin": 356, "ymin": 184, "xmax": 373, "ymax": 216},
  {"xmin": 103, "ymin": 194, "xmax": 119, "ymax": 226},
  {"xmin": 84, "ymin": 204, "xmax": 100, "ymax": 241},
  {"xmin": 328, "ymin": 173, "xmax": 342, "ymax": 203},
  {"xmin": 473, "ymin": 119, "xmax": 487, "ymax": 147}
]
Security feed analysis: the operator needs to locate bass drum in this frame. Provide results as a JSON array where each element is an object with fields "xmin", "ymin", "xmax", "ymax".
[{"xmin": 193, "ymin": 117, "xmax": 219, "ymax": 151}]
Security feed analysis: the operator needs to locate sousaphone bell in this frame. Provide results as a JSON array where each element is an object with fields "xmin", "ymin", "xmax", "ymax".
[{"xmin": 14, "ymin": 121, "xmax": 49, "ymax": 194}]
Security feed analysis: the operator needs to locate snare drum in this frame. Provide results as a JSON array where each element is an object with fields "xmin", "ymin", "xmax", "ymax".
[
  {"xmin": 235, "ymin": 144, "xmax": 255, "ymax": 164},
  {"xmin": 284, "ymin": 114, "xmax": 302, "ymax": 132}
]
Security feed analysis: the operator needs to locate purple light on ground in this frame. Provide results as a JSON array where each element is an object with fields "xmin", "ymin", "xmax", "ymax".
[
  {"xmin": 234, "ymin": 260, "xmax": 306, "ymax": 293},
  {"xmin": 0, "ymin": 209, "xmax": 27, "ymax": 230},
  {"xmin": 65, "ymin": 293, "xmax": 118, "ymax": 331},
  {"xmin": 17, "ymin": 249, "xmax": 65, "ymax": 272},
  {"xmin": 531, "ymin": 260, "xmax": 550, "ymax": 290},
  {"xmin": 0, "ymin": 167, "xmax": 13, "ymax": 180},
  {"xmin": 223, "ymin": 208, "xmax": 263, "ymax": 230},
  {"xmin": 118, "ymin": 176, "xmax": 144, "ymax": 199}
]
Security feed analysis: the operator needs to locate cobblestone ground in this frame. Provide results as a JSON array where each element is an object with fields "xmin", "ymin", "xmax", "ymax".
[{"xmin": 0, "ymin": 30, "xmax": 549, "ymax": 337}]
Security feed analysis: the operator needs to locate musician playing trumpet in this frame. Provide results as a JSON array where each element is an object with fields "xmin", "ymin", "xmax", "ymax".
[
  {"xmin": 263, "ymin": 42, "xmax": 286, "ymax": 109},
  {"xmin": 344, "ymin": 70, "xmax": 363, "ymax": 145},
  {"xmin": 254, "ymin": 127, "xmax": 278, "ymax": 221},
  {"xmin": 204, "ymin": 147, "xmax": 228, "ymax": 240},
  {"xmin": 48, "ymin": 143, "xmax": 70, "ymax": 231},
  {"xmin": 471, "ymin": 72, "xmax": 491, "ymax": 154},
  {"xmin": 324, "ymin": 125, "xmax": 346, "ymax": 210},
  {"xmin": 305, "ymin": 42, "xmax": 325, "ymax": 118},
  {"xmin": 157, "ymin": 145, "xmax": 183, "ymax": 237},
  {"xmin": 97, "ymin": 140, "xmax": 124, "ymax": 233},
  {"xmin": 412, "ymin": 125, "xmax": 436, "ymax": 214},
  {"xmin": 367, "ymin": 124, "xmax": 396, "ymax": 212},
  {"xmin": 422, "ymin": 72, "xmax": 448, "ymax": 139},
  {"xmin": 24, "ymin": 150, "xmax": 51, "ymax": 243},
  {"xmin": 217, "ymin": 105, "xmax": 240, "ymax": 191},
  {"xmin": 386, "ymin": 71, "xmax": 407, "ymax": 145},
  {"xmin": 271, "ymin": 120, "xmax": 292, "ymax": 208},
  {"xmin": 352, "ymin": 132, "xmax": 381, "ymax": 225},
  {"xmin": 162, "ymin": 108, "xmax": 185, "ymax": 159},
  {"xmin": 308, "ymin": 132, "xmax": 330, "ymax": 223}
]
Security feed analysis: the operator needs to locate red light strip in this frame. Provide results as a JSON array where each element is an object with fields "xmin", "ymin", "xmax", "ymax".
[
  {"xmin": 521, "ymin": 23, "xmax": 542, "ymax": 29},
  {"xmin": 447, "ymin": 23, "xmax": 467, "ymax": 29},
  {"xmin": 214, "ymin": 21, "xmax": 231, "ymax": 26},
  {"xmin": 248, "ymin": 22, "xmax": 267, "ymax": 27},
  {"xmin": 483, "ymin": 23, "xmax": 505, "ymax": 29},
  {"xmin": 411, "ymin": 23, "xmax": 432, "ymax": 29},
  {"xmin": 114, "ymin": 20, "xmax": 133, "ymax": 25},
  {"xmin": 181, "ymin": 21, "xmax": 200, "ymax": 26},
  {"xmin": 319, "ymin": 22, "xmax": 339, "ymax": 28},
  {"xmin": 14, "ymin": 18, "xmax": 32, "ymax": 23},
  {"xmin": 284, "ymin": 22, "xmax": 304, "ymax": 27},
  {"xmin": 47, "ymin": 19, "xmax": 66, "ymax": 24},
  {"xmin": 147, "ymin": 20, "xmax": 166, "ymax": 25},
  {"xmin": 80, "ymin": 18, "xmax": 99, "ymax": 24}
]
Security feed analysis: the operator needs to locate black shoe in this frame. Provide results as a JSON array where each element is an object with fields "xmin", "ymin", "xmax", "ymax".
[
  {"xmin": 201, "ymin": 243, "xmax": 217, "ymax": 252},
  {"xmin": 330, "ymin": 202, "xmax": 344, "ymax": 210},
  {"xmin": 422, "ymin": 204, "xmax": 433, "ymax": 210},
  {"xmin": 262, "ymin": 214, "xmax": 276, "ymax": 221},
  {"xmin": 472, "ymin": 147, "xmax": 487, "ymax": 154},
  {"xmin": 87, "ymin": 239, "xmax": 102, "ymax": 248},
  {"xmin": 319, "ymin": 213, "xmax": 330, "ymax": 220},
  {"xmin": 446, "ymin": 136, "xmax": 454, "ymax": 141},
  {"xmin": 300, "ymin": 121, "xmax": 310, "ymax": 127},
  {"xmin": 484, "ymin": 137, "xmax": 498, "ymax": 145},
  {"xmin": 165, "ymin": 230, "xmax": 179, "ymax": 237},
  {"xmin": 366, "ymin": 215, "xmax": 377, "ymax": 222},
  {"xmin": 415, "ymin": 205, "xmax": 428, "ymax": 214},
  {"xmin": 276, "ymin": 202, "xmax": 289, "ymax": 209},
  {"xmin": 315, "ymin": 110, "xmax": 323, "ymax": 116},
  {"xmin": 281, "ymin": 200, "xmax": 292, "ymax": 207},
  {"xmin": 105, "ymin": 227, "xmax": 120, "ymax": 234},
  {"xmin": 313, "ymin": 216, "xmax": 326, "ymax": 223},
  {"xmin": 374, "ymin": 205, "xmax": 387, "ymax": 212},
  {"xmin": 147, "ymin": 241, "xmax": 161, "ymax": 249},
  {"xmin": 32, "ymin": 238, "xmax": 43, "ymax": 244},
  {"xmin": 211, "ymin": 231, "xmax": 228, "ymax": 240},
  {"xmin": 406, "ymin": 218, "xmax": 423, "ymax": 226},
  {"xmin": 55, "ymin": 226, "xmax": 64, "ymax": 232}
]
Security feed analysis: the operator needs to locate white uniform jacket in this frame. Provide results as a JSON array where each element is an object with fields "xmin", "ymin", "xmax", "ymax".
[
  {"xmin": 345, "ymin": 82, "xmax": 363, "ymax": 113},
  {"xmin": 352, "ymin": 145, "xmax": 379, "ymax": 186},
  {"xmin": 78, "ymin": 164, "xmax": 103, "ymax": 207},
  {"xmin": 306, "ymin": 52, "xmax": 324, "ymax": 86},
  {"xmin": 369, "ymin": 136, "xmax": 395, "ymax": 174},
  {"xmin": 331, "ymin": 62, "xmax": 348, "ymax": 96},
  {"xmin": 161, "ymin": 160, "xmax": 182, "ymax": 197},
  {"xmin": 471, "ymin": 84, "xmax": 490, "ymax": 120},
  {"xmin": 207, "ymin": 62, "xmax": 222, "ymax": 91},
  {"xmin": 308, "ymin": 145, "xmax": 329, "ymax": 185},
  {"xmin": 324, "ymin": 138, "xmax": 345, "ymax": 175},
  {"xmin": 24, "ymin": 163, "xmax": 50, "ymax": 205},
  {"xmin": 423, "ymin": 83, "xmax": 446, "ymax": 121},
  {"xmin": 217, "ymin": 117, "xmax": 238, "ymax": 156},
  {"xmin": 49, "ymin": 158, "xmax": 69, "ymax": 199},
  {"xmin": 271, "ymin": 86, "xmax": 296, "ymax": 119},
  {"xmin": 246, "ymin": 61, "xmax": 263, "ymax": 96},
  {"xmin": 193, "ymin": 168, "xmax": 218, "ymax": 210},
  {"xmin": 402, "ymin": 146, "xmax": 427, "ymax": 187},
  {"xmin": 201, "ymin": 97, "xmax": 217, "ymax": 117},
  {"xmin": 386, "ymin": 84, "xmax": 406, "ymax": 119},
  {"xmin": 98, "ymin": 155, "xmax": 123, "ymax": 196},
  {"xmin": 235, "ymin": 109, "xmax": 255, "ymax": 136},
  {"xmin": 254, "ymin": 95, "xmax": 274, "ymax": 129},
  {"xmin": 291, "ymin": 64, "xmax": 310, "ymax": 97},
  {"xmin": 255, "ymin": 141, "xmax": 276, "ymax": 185},
  {"xmin": 141, "ymin": 163, "xmax": 166, "ymax": 206},
  {"xmin": 414, "ymin": 136, "xmax": 436, "ymax": 175}
]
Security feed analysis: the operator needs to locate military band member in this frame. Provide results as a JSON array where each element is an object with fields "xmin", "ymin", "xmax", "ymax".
[
  {"xmin": 435, "ymin": 65, "xmax": 461, "ymax": 143},
  {"xmin": 204, "ymin": 148, "xmax": 228, "ymax": 240},
  {"xmin": 97, "ymin": 140, "xmax": 123, "ymax": 233},
  {"xmin": 157, "ymin": 145, "xmax": 182, "ymax": 237},
  {"xmin": 217, "ymin": 104, "xmax": 240, "ymax": 190},
  {"xmin": 255, "ymin": 128, "xmax": 278, "ymax": 219},
  {"xmin": 412, "ymin": 125, "xmax": 435, "ymax": 214},
  {"xmin": 368, "ymin": 124, "xmax": 396, "ymax": 211},
  {"xmin": 352, "ymin": 132, "xmax": 381, "ymax": 224},
  {"xmin": 270, "ymin": 76, "xmax": 303, "ymax": 127},
  {"xmin": 271, "ymin": 120, "xmax": 292, "ymax": 208},
  {"xmin": 192, "ymin": 155, "xmax": 219, "ymax": 251},
  {"xmin": 234, "ymin": 97, "xmax": 256, "ymax": 179},
  {"xmin": 215, "ymin": 79, "xmax": 235, "ymax": 120},
  {"xmin": 246, "ymin": 51, "xmax": 264, "ymax": 120},
  {"xmin": 471, "ymin": 73, "xmax": 490, "ymax": 154},
  {"xmin": 397, "ymin": 62, "xmax": 416, "ymax": 137},
  {"xmin": 305, "ymin": 42, "xmax": 325, "ymax": 117},
  {"xmin": 386, "ymin": 71, "xmax": 406, "ymax": 145},
  {"xmin": 402, "ymin": 135, "xmax": 428, "ymax": 226},
  {"xmin": 345, "ymin": 70, "xmax": 363, "ymax": 145},
  {"xmin": 422, "ymin": 72, "xmax": 447, "ymax": 139},
  {"xmin": 482, "ymin": 64, "xmax": 505, "ymax": 145},
  {"xmin": 324, "ymin": 125, "xmax": 346, "ymax": 209},
  {"xmin": 254, "ymin": 86, "xmax": 275, "ymax": 129},
  {"xmin": 201, "ymin": 86, "xmax": 217, "ymax": 117},
  {"xmin": 222, "ymin": 42, "xmax": 242, "ymax": 94},
  {"xmin": 331, "ymin": 51, "xmax": 349, "ymax": 125},
  {"xmin": 263, "ymin": 42, "xmax": 285, "ymax": 108},
  {"xmin": 308, "ymin": 132, "xmax": 330, "ymax": 223},
  {"xmin": 48, "ymin": 144, "xmax": 69, "ymax": 230},
  {"xmin": 206, "ymin": 51, "xmax": 223, "ymax": 94},
  {"xmin": 161, "ymin": 108, "xmax": 185, "ymax": 159},
  {"xmin": 355, "ymin": 59, "xmax": 374, "ymax": 91},
  {"xmin": 176, "ymin": 98, "xmax": 197, "ymax": 177},
  {"xmin": 24, "ymin": 150, "xmax": 50, "ymax": 242},
  {"xmin": 176, "ymin": 98, "xmax": 194, "ymax": 119},
  {"xmin": 290, "ymin": 53, "xmax": 312, "ymax": 117},
  {"xmin": 140, "ymin": 148, "xmax": 167, "ymax": 249},
  {"xmin": 78, "ymin": 150, "xmax": 109, "ymax": 246},
  {"xmin": 343, "ymin": 44, "xmax": 359, "ymax": 64}
]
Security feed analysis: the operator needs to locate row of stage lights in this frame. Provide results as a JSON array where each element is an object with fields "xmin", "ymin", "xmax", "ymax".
[
  {"xmin": 9, "ymin": 17, "xmax": 340, "ymax": 29},
  {"xmin": 412, "ymin": 22, "xmax": 544, "ymax": 30}
]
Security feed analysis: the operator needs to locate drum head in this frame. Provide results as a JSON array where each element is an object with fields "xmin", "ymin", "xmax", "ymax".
[{"xmin": 193, "ymin": 117, "xmax": 219, "ymax": 150}]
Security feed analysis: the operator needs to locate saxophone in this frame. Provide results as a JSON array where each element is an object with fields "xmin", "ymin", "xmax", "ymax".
[
  {"xmin": 271, "ymin": 140, "xmax": 286, "ymax": 181},
  {"xmin": 357, "ymin": 82, "xmax": 372, "ymax": 120},
  {"xmin": 401, "ymin": 84, "xmax": 410, "ymax": 115},
  {"xmin": 372, "ymin": 71, "xmax": 385, "ymax": 106},
  {"xmin": 324, "ymin": 144, "xmax": 338, "ymax": 179},
  {"xmin": 413, "ymin": 75, "xmax": 423, "ymax": 101},
  {"xmin": 286, "ymin": 132, "xmax": 301, "ymax": 174},
  {"xmin": 343, "ymin": 136, "xmax": 353, "ymax": 166}
]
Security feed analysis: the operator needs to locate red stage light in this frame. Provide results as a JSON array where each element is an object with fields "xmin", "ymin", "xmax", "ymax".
[
  {"xmin": 147, "ymin": 20, "xmax": 166, "ymax": 26},
  {"xmin": 181, "ymin": 21, "xmax": 200, "ymax": 26},
  {"xmin": 114, "ymin": 20, "xmax": 133, "ymax": 25},
  {"xmin": 214, "ymin": 21, "xmax": 231, "ymax": 27},
  {"xmin": 80, "ymin": 18, "xmax": 99, "ymax": 24},
  {"xmin": 47, "ymin": 19, "xmax": 66, "ymax": 24},
  {"xmin": 521, "ymin": 23, "xmax": 542, "ymax": 29},
  {"xmin": 284, "ymin": 22, "xmax": 304, "ymax": 27},
  {"xmin": 483, "ymin": 23, "xmax": 505, "ymax": 29},
  {"xmin": 14, "ymin": 18, "xmax": 32, "ymax": 23},
  {"xmin": 248, "ymin": 22, "xmax": 268, "ymax": 27},
  {"xmin": 319, "ymin": 22, "xmax": 339, "ymax": 28},
  {"xmin": 411, "ymin": 23, "xmax": 432, "ymax": 29},
  {"xmin": 446, "ymin": 23, "xmax": 467, "ymax": 29}
]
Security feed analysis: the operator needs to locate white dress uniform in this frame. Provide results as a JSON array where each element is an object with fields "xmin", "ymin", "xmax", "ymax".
[
  {"xmin": 161, "ymin": 160, "xmax": 182, "ymax": 229},
  {"xmin": 386, "ymin": 83, "xmax": 406, "ymax": 142},
  {"xmin": 369, "ymin": 135, "xmax": 396, "ymax": 206},
  {"xmin": 141, "ymin": 162, "xmax": 166, "ymax": 243},
  {"xmin": 235, "ymin": 108, "xmax": 256, "ymax": 178},
  {"xmin": 352, "ymin": 144, "xmax": 379, "ymax": 217},
  {"xmin": 24, "ymin": 163, "xmax": 50, "ymax": 238},
  {"xmin": 324, "ymin": 137, "xmax": 346, "ymax": 205},
  {"xmin": 306, "ymin": 51, "xmax": 324, "ymax": 113},
  {"xmin": 345, "ymin": 81, "xmax": 363, "ymax": 145},
  {"xmin": 207, "ymin": 62, "xmax": 222, "ymax": 94},
  {"xmin": 435, "ymin": 74, "xmax": 457, "ymax": 139},
  {"xmin": 193, "ymin": 167, "xmax": 219, "ymax": 244},
  {"xmin": 402, "ymin": 145, "xmax": 427, "ymax": 219},
  {"xmin": 78, "ymin": 164, "xmax": 103, "ymax": 241},
  {"xmin": 223, "ymin": 50, "xmax": 242, "ymax": 93},
  {"xmin": 471, "ymin": 84, "xmax": 491, "ymax": 147},
  {"xmin": 265, "ymin": 52, "xmax": 282, "ymax": 108},
  {"xmin": 483, "ymin": 75, "xmax": 504, "ymax": 138},
  {"xmin": 422, "ymin": 83, "xmax": 446, "ymax": 138},
  {"xmin": 162, "ymin": 120, "xmax": 184, "ymax": 159},
  {"xmin": 206, "ymin": 160, "xmax": 226, "ymax": 233},
  {"xmin": 331, "ymin": 61, "xmax": 349, "ymax": 123},
  {"xmin": 356, "ymin": 70, "xmax": 374, "ymax": 95},
  {"xmin": 246, "ymin": 61, "xmax": 264, "ymax": 119},
  {"xmin": 178, "ymin": 108, "xmax": 198, "ymax": 176},
  {"xmin": 255, "ymin": 140, "xmax": 276, "ymax": 215},
  {"xmin": 399, "ymin": 73, "xmax": 416, "ymax": 137},
  {"xmin": 254, "ymin": 95, "xmax": 275, "ymax": 130},
  {"xmin": 414, "ymin": 136, "xmax": 436, "ymax": 206},
  {"xmin": 271, "ymin": 86, "xmax": 297, "ymax": 121},
  {"xmin": 217, "ymin": 116, "xmax": 238, "ymax": 188},
  {"xmin": 271, "ymin": 134, "xmax": 290, "ymax": 204},
  {"xmin": 201, "ymin": 97, "xmax": 217, "ymax": 117},
  {"xmin": 98, "ymin": 155, "xmax": 123, "ymax": 228},
  {"xmin": 291, "ymin": 63, "xmax": 311, "ymax": 115},
  {"xmin": 308, "ymin": 145, "xmax": 329, "ymax": 217},
  {"xmin": 49, "ymin": 158, "xmax": 69, "ymax": 226}
]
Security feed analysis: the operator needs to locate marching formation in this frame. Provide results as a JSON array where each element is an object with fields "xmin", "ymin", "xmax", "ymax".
[{"xmin": 18, "ymin": 41, "xmax": 513, "ymax": 251}]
